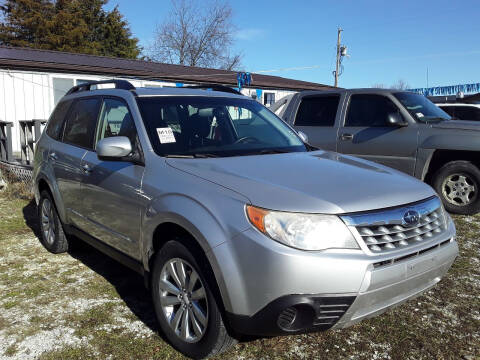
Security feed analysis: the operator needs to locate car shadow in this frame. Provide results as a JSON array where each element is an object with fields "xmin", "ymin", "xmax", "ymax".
[
  {"xmin": 22, "ymin": 199, "xmax": 260, "ymax": 346},
  {"xmin": 22, "ymin": 199, "xmax": 159, "ymax": 334},
  {"xmin": 22, "ymin": 198, "xmax": 42, "ymax": 239}
]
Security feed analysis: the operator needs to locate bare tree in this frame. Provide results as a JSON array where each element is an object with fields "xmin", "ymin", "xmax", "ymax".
[
  {"xmin": 150, "ymin": 0, "xmax": 242, "ymax": 70},
  {"xmin": 371, "ymin": 79, "xmax": 410, "ymax": 90},
  {"xmin": 391, "ymin": 79, "xmax": 410, "ymax": 90}
]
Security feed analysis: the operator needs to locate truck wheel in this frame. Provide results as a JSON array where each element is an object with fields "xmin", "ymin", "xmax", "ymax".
[
  {"xmin": 38, "ymin": 190, "xmax": 69, "ymax": 253},
  {"xmin": 432, "ymin": 161, "xmax": 480, "ymax": 215},
  {"xmin": 151, "ymin": 240, "xmax": 236, "ymax": 359}
]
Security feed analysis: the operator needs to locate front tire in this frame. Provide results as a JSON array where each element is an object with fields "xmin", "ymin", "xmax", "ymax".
[
  {"xmin": 432, "ymin": 160, "xmax": 480, "ymax": 215},
  {"xmin": 38, "ymin": 190, "xmax": 69, "ymax": 253},
  {"xmin": 151, "ymin": 240, "xmax": 236, "ymax": 359}
]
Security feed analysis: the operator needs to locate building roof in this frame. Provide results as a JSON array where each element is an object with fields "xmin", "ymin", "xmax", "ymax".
[{"xmin": 0, "ymin": 46, "xmax": 334, "ymax": 91}]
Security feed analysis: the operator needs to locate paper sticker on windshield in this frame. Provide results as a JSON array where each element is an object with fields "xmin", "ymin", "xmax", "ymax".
[
  {"xmin": 416, "ymin": 112, "xmax": 424, "ymax": 118},
  {"xmin": 156, "ymin": 127, "xmax": 176, "ymax": 144}
]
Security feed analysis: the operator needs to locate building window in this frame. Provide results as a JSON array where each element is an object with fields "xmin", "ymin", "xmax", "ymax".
[
  {"xmin": 76, "ymin": 79, "xmax": 92, "ymax": 85},
  {"xmin": 53, "ymin": 78, "xmax": 74, "ymax": 105},
  {"xmin": 264, "ymin": 92, "xmax": 275, "ymax": 106}
]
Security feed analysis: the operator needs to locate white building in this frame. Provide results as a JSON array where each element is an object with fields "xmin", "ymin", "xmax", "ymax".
[{"xmin": 0, "ymin": 46, "xmax": 333, "ymax": 154}]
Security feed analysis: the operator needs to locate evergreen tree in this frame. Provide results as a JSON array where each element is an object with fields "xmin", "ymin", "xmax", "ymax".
[{"xmin": 0, "ymin": 0, "xmax": 141, "ymax": 59}]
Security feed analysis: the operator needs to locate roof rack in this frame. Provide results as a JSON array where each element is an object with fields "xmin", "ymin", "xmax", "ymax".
[
  {"xmin": 66, "ymin": 80, "xmax": 135, "ymax": 95},
  {"xmin": 187, "ymin": 84, "xmax": 242, "ymax": 95}
]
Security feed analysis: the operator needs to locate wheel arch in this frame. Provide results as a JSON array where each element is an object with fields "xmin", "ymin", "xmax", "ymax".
[
  {"xmin": 423, "ymin": 149, "xmax": 480, "ymax": 184},
  {"xmin": 35, "ymin": 175, "xmax": 67, "ymax": 224},
  {"xmin": 147, "ymin": 220, "xmax": 232, "ymax": 317}
]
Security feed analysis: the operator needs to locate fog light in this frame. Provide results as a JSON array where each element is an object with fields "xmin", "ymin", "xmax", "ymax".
[{"xmin": 277, "ymin": 307, "xmax": 297, "ymax": 330}]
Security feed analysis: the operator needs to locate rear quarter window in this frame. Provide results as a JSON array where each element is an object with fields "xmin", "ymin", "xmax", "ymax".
[{"xmin": 45, "ymin": 100, "xmax": 72, "ymax": 140}]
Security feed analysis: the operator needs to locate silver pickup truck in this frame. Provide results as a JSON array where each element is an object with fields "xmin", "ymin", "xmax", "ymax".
[{"xmin": 272, "ymin": 88, "xmax": 480, "ymax": 215}]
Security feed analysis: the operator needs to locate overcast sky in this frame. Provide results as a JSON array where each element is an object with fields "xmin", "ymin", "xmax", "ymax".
[{"xmin": 106, "ymin": 0, "xmax": 480, "ymax": 89}]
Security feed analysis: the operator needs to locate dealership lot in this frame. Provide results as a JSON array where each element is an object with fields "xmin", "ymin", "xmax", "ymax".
[{"xmin": 0, "ymin": 188, "xmax": 478, "ymax": 360}]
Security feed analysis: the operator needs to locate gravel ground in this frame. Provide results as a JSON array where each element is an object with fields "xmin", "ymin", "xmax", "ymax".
[{"xmin": 0, "ymin": 189, "xmax": 479, "ymax": 360}]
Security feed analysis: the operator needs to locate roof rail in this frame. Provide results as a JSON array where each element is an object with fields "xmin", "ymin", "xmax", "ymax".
[
  {"xmin": 66, "ymin": 80, "xmax": 135, "ymax": 95},
  {"xmin": 187, "ymin": 84, "xmax": 243, "ymax": 95}
]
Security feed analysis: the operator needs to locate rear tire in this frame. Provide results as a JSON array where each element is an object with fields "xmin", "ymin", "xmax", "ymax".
[
  {"xmin": 38, "ymin": 190, "xmax": 69, "ymax": 253},
  {"xmin": 432, "ymin": 160, "xmax": 480, "ymax": 215},
  {"xmin": 151, "ymin": 240, "xmax": 236, "ymax": 359}
]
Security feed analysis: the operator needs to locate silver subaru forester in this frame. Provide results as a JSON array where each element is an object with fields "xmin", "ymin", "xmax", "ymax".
[{"xmin": 33, "ymin": 80, "xmax": 458, "ymax": 359}]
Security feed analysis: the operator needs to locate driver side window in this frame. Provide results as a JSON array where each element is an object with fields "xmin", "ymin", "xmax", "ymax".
[
  {"xmin": 96, "ymin": 98, "xmax": 138, "ymax": 148},
  {"xmin": 345, "ymin": 94, "xmax": 404, "ymax": 127}
]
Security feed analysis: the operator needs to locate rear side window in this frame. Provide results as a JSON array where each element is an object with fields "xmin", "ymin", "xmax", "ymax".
[
  {"xmin": 63, "ymin": 98, "xmax": 100, "ymax": 149},
  {"xmin": 345, "ymin": 94, "xmax": 403, "ymax": 127},
  {"xmin": 46, "ymin": 100, "xmax": 72, "ymax": 140},
  {"xmin": 295, "ymin": 96, "xmax": 339, "ymax": 126},
  {"xmin": 453, "ymin": 106, "xmax": 480, "ymax": 121},
  {"xmin": 439, "ymin": 106, "xmax": 455, "ymax": 117}
]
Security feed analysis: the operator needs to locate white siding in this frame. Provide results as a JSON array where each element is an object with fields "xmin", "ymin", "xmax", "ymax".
[{"xmin": 0, "ymin": 69, "xmax": 297, "ymax": 154}]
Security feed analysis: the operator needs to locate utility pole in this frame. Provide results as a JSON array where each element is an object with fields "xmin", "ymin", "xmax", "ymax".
[{"xmin": 334, "ymin": 27, "xmax": 343, "ymax": 87}]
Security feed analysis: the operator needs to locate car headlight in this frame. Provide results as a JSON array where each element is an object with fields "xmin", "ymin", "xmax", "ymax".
[{"xmin": 246, "ymin": 205, "xmax": 359, "ymax": 251}]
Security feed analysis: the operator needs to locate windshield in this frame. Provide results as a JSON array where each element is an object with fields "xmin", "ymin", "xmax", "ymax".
[
  {"xmin": 136, "ymin": 96, "xmax": 306, "ymax": 157},
  {"xmin": 394, "ymin": 92, "xmax": 451, "ymax": 122}
]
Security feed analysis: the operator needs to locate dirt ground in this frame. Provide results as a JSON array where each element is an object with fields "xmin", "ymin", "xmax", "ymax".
[{"xmin": 0, "ymin": 186, "xmax": 479, "ymax": 360}]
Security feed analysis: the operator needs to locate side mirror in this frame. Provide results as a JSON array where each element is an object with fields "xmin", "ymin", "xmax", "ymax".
[
  {"xmin": 387, "ymin": 113, "xmax": 408, "ymax": 127},
  {"xmin": 97, "ymin": 136, "xmax": 132, "ymax": 161},
  {"xmin": 298, "ymin": 131, "xmax": 309, "ymax": 143}
]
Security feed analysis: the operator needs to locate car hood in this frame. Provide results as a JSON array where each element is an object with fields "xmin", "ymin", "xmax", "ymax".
[
  {"xmin": 166, "ymin": 150, "xmax": 436, "ymax": 214},
  {"xmin": 432, "ymin": 120, "xmax": 480, "ymax": 131}
]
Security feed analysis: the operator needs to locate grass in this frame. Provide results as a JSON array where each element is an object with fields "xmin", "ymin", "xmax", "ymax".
[{"xmin": 0, "ymin": 185, "xmax": 478, "ymax": 360}]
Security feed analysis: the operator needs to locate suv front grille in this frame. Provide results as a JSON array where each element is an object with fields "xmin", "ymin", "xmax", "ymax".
[{"xmin": 341, "ymin": 196, "xmax": 447, "ymax": 254}]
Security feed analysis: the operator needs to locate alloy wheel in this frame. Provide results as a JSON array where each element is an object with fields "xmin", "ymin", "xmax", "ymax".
[
  {"xmin": 41, "ymin": 198, "xmax": 56, "ymax": 245},
  {"xmin": 159, "ymin": 258, "xmax": 208, "ymax": 343},
  {"xmin": 442, "ymin": 173, "xmax": 476, "ymax": 206}
]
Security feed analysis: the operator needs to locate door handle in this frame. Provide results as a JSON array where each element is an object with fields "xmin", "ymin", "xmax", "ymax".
[
  {"xmin": 81, "ymin": 164, "xmax": 93, "ymax": 173},
  {"xmin": 48, "ymin": 152, "xmax": 58, "ymax": 161},
  {"xmin": 339, "ymin": 133, "xmax": 354, "ymax": 141}
]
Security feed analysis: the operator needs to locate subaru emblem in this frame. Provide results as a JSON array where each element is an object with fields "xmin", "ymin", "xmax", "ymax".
[{"xmin": 403, "ymin": 210, "xmax": 420, "ymax": 226}]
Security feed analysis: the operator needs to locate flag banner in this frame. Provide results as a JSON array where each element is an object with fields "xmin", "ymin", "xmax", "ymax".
[
  {"xmin": 237, "ymin": 72, "xmax": 252, "ymax": 90},
  {"xmin": 407, "ymin": 83, "xmax": 480, "ymax": 96}
]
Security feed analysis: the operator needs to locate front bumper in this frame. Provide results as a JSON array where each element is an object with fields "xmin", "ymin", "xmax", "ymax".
[
  {"xmin": 216, "ymin": 225, "xmax": 457, "ymax": 336},
  {"xmin": 332, "ymin": 238, "xmax": 457, "ymax": 329}
]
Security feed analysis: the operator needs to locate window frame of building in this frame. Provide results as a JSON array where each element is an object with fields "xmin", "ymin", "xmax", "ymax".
[
  {"xmin": 263, "ymin": 92, "xmax": 276, "ymax": 106},
  {"xmin": 52, "ymin": 77, "xmax": 75, "ymax": 106}
]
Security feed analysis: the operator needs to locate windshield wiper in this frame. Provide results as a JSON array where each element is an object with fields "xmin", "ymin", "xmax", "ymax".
[
  {"xmin": 421, "ymin": 117, "xmax": 447, "ymax": 123},
  {"xmin": 165, "ymin": 154, "xmax": 194, "ymax": 158},
  {"xmin": 242, "ymin": 148, "xmax": 293, "ymax": 156},
  {"xmin": 191, "ymin": 153, "xmax": 219, "ymax": 158},
  {"xmin": 165, "ymin": 153, "xmax": 219, "ymax": 158}
]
